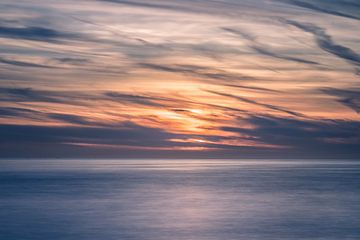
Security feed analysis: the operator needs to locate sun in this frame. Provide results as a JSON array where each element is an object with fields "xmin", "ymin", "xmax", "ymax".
[{"xmin": 188, "ymin": 109, "xmax": 204, "ymax": 115}]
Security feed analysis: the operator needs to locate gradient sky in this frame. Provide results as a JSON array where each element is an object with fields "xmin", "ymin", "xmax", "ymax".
[{"xmin": 0, "ymin": 0, "xmax": 359, "ymax": 159}]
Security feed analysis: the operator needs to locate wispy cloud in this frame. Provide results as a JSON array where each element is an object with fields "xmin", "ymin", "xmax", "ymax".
[
  {"xmin": 104, "ymin": 92, "xmax": 171, "ymax": 107},
  {"xmin": 222, "ymin": 27, "xmax": 319, "ymax": 65},
  {"xmin": 322, "ymin": 88, "xmax": 360, "ymax": 114},
  {"xmin": 280, "ymin": 0, "xmax": 360, "ymax": 20},
  {"xmin": 0, "ymin": 25, "xmax": 79, "ymax": 42},
  {"xmin": 221, "ymin": 115, "xmax": 360, "ymax": 155},
  {"xmin": 221, "ymin": 84, "xmax": 282, "ymax": 93},
  {"xmin": 0, "ymin": 0, "xmax": 359, "ymax": 158},
  {"xmin": 284, "ymin": 20, "xmax": 360, "ymax": 67},
  {"xmin": 0, "ymin": 107, "xmax": 41, "ymax": 118},
  {"xmin": 0, "ymin": 57, "xmax": 56, "ymax": 68},
  {"xmin": 205, "ymin": 90, "xmax": 305, "ymax": 117},
  {"xmin": 140, "ymin": 63, "xmax": 254, "ymax": 82}
]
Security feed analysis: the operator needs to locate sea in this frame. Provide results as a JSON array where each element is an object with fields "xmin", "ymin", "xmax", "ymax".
[{"xmin": 1, "ymin": 159, "xmax": 359, "ymax": 240}]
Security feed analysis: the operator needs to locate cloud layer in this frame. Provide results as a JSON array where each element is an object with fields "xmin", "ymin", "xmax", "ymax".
[{"xmin": 0, "ymin": 0, "xmax": 359, "ymax": 158}]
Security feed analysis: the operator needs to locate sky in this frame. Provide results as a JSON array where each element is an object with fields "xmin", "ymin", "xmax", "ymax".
[{"xmin": 0, "ymin": 0, "xmax": 359, "ymax": 159}]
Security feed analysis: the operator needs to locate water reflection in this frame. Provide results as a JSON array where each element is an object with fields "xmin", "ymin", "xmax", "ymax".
[{"xmin": 1, "ymin": 160, "xmax": 359, "ymax": 239}]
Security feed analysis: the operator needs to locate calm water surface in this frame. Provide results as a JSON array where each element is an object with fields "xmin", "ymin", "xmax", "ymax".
[{"xmin": 1, "ymin": 160, "xmax": 359, "ymax": 240}]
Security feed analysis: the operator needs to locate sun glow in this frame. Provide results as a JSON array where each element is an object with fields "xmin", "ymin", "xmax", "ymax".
[
  {"xmin": 1, "ymin": 0, "xmax": 359, "ymax": 158},
  {"xmin": 188, "ymin": 109, "xmax": 204, "ymax": 115}
]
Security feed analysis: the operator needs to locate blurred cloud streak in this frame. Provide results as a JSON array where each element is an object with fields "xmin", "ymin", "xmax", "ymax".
[{"xmin": 0, "ymin": 0, "xmax": 359, "ymax": 158}]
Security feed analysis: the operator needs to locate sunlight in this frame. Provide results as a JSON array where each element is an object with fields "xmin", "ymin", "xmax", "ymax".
[{"xmin": 188, "ymin": 109, "xmax": 204, "ymax": 115}]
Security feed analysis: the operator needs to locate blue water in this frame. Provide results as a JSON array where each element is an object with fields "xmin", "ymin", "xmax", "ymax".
[{"xmin": 1, "ymin": 160, "xmax": 359, "ymax": 240}]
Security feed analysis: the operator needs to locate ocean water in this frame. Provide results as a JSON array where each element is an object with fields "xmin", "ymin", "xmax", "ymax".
[{"xmin": 0, "ymin": 160, "xmax": 359, "ymax": 240}]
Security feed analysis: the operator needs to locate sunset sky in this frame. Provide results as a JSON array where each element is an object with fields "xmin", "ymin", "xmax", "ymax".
[{"xmin": 0, "ymin": 0, "xmax": 359, "ymax": 158}]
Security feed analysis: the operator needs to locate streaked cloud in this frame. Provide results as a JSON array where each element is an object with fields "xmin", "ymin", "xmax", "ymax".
[
  {"xmin": 223, "ymin": 27, "xmax": 320, "ymax": 65},
  {"xmin": 322, "ymin": 88, "xmax": 360, "ymax": 113},
  {"xmin": 0, "ymin": 25, "xmax": 78, "ymax": 42},
  {"xmin": 0, "ymin": 0, "xmax": 359, "ymax": 158},
  {"xmin": 205, "ymin": 90, "xmax": 306, "ymax": 117},
  {"xmin": 284, "ymin": 20, "xmax": 360, "ymax": 67},
  {"xmin": 280, "ymin": 0, "xmax": 360, "ymax": 20},
  {"xmin": 221, "ymin": 115, "xmax": 360, "ymax": 156}
]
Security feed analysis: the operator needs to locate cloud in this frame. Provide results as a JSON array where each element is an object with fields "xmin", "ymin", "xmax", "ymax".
[
  {"xmin": 0, "ymin": 106, "xmax": 93, "ymax": 124},
  {"xmin": 0, "ymin": 87, "xmax": 184, "ymax": 110},
  {"xmin": 0, "ymin": 122, "xmax": 175, "ymax": 146},
  {"xmin": 140, "ymin": 63, "xmax": 254, "ymax": 82},
  {"xmin": 221, "ymin": 115, "xmax": 360, "ymax": 155},
  {"xmin": 322, "ymin": 88, "xmax": 360, "ymax": 113},
  {"xmin": 222, "ymin": 27, "xmax": 319, "ymax": 65},
  {"xmin": 53, "ymin": 58, "xmax": 90, "ymax": 65},
  {"xmin": 97, "ymin": 0, "xmax": 226, "ymax": 16},
  {"xmin": 0, "ymin": 25, "xmax": 78, "ymax": 42},
  {"xmin": 284, "ymin": 20, "xmax": 360, "ymax": 67},
  {"xmin": 47, "ymin": 113, "xmax": 92, "ymax": 125},
  {"xmin": 0, "ymin": 87, "xmax": 71, "ymax": 103},
  {"xmin": 222, "ymin": 84, "xmax": 282, "ymax": 93},
  {"xmin": 280, "ymin": 0, "xmax": 360, "ymax": 20},
  {"xmin": 252, "ymin": 45, "xmax": 319, "ymax": 65},
  {"xmin": 0, "ymin": 121, "xmax": 232, "ymax": 154},
  {"xmin": 104, "ymin": 92, "xmax": 171, "ymax": 107},
  {"xmin": 0, "ymin": 57, "xmax": 55, "ymax": 68},
  {"xmin": 1, "ymin": 115, "xmax": 359, "ymax": 158},
  {"xmin": 98, "ymin": 0, "xmax": 187, "ymax": 12},
  {"xmin": 0, "ymin": 107, "xmax": 40, "ymax": 118},
  {"xmin": 205, "ymin": 90, "xmax": 305, "ymax": 117}
]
